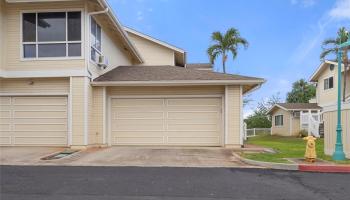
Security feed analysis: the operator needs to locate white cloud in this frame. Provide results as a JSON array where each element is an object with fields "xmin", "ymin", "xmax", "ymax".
[
  {"xmin": 291, "ymin": 0, "xmax": 317, "ymax": 7},
  {"xmin": 329, "ymin": 0, "xmax": 350, "ymax": 20},
  {"xmin": 136, "ymin": 11, "xmax": 144, "ymax": 21},
  {"xmin": 243, "ymin": 108, "xmax": 254, "ymax": 119}
]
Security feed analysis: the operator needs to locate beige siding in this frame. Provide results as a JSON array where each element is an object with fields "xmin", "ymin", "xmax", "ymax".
[
  {"xmin": 108, "ymin": 86, "xmax": 224, "ymax": 96},
  {"xmin": 2, "ymin": 1, "xmax": 85, "ymax": 72},
  {"xmin": 0, "ymin": 0, "xmax": 5, "ymax": 70},
  {"xmin": 128, "ymin": 32, "xmax": 175, "ymax": 66},
  {"xmin": 91, "ymin": 87, "xmax": 104, "ymax": 144},
  {"xmin": 88, "ymin": 6, "xmax": 133, "ymax": 78},
  {"xmin": 71, "ymin": 76, "xmax": 87, "ymax": 146},
  {"xmin": 323, "ymin": 108, "xmax": 350, "ymax": 159},
  {"xmin": 0, "ymin": 78, "xmax": 69, "ymax": 93},
  {"xmin": 225, "ymin": 85, "xmax": 241, "ymax": 146},
  {"xmin": 271, "ymin": 108, "xmax": 291, "ymax": 136}
]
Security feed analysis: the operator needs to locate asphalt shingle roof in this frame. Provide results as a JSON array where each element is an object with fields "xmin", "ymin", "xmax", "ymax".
[
  {"xmin": 276, "ymin": 103, "xmax": 321, "ymax": 110},
  {"xmin": 94, "ymin": 65, "xmax": 264, "ymax": 82}
]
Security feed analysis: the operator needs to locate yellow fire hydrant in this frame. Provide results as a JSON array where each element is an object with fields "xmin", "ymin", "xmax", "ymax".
[{"xmin": 303, "ymin": 136, "xmax": 317, "ymax": 162}]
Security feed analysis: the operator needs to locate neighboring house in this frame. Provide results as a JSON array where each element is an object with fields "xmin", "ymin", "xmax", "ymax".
[
  {"xmin": 310, "ymin": 60, "xmax": 350, "ymax": 158},
  {"xmin": 267, "ymin": 103, "xmax": 321, "ymax": 137},
  {"xmin": 185, "ymin": 63, "xmax": 213, "ymax": 71},
  {"xmin": 0, "ymin": 0, "xmax": 264, "ymax": 148}
]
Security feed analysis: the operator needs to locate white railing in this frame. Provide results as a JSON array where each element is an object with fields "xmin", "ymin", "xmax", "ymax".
[
  {"xmin": 300, "ymin": 110, "xmax": 321, "ymax": 137},
  {"xmin": 244, "ymin": 127, "xmax": 271, "ymax": 140}
]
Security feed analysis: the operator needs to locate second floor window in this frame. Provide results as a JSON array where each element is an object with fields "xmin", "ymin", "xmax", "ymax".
[
  {"xmin": 324, "ymin": 77, "xmax": 334, "ymax": 90},
  {"xmin": 275, "ymin": 115, "xmax": 283, "ymax": 126},
  {"xmin": 90, "ymin": 17, "xmax": 101, "ymax": 62},
  {"xmin": 22, "ymin": 11, "xmax": 82, "ymax": 59}
]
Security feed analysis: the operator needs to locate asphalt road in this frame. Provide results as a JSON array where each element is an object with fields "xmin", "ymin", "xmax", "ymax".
[{"xmin": 0, "ymin": 166, "xmax": 349, "ymax": 200}]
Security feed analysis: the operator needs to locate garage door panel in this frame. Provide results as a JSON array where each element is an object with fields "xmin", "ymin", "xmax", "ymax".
[
  {"xmin": 167, "ymin": 112, "xmax": 219, "ymax": 119},
  {"xmin": 12, "ymin": 97, "xmax": 67, "ymax": 105},
  {"xmin": 0, "ymin": 124, "xmax": 11, "ymax": 131},
  {"xmin": 0, "ymin": 135, "xmax": 12, "ymax": 145},
  {"xmin": 167, "ymin": 98, "xmax": 220, "ymax": 106},
  {"xmin": 13, "ymin": 124, "xmax": 67, "ymax": 131},
  {"xmin": 112, "ymin": 99, "xmax": 164, "ymax": 107},
  {"xmin": 0, "ymin": 110, "xmax": 11, "ymax": 118},
  {"xmin": 168, "ymin": 124, "xmax": 218, "ymax": 131},
  {"xmin": 0, "ymin": 96, "xmax": 68, "ymax": 146},
  {"xmin": 0, "ymin": 97, "xmax": 11, "ymax": 105},
  {"xmin": 111, "ymin": 97, "xmax": 222, "ymax": 146},
  {"xmin": 113, "ymin": 136, "xmax": 164, "ymax": 144},
  {"xmin": 167, "ymin": 136, "xmax": 220, "ymax": 144},
  {"xmin": 113, "ymin": 131, "xmax": 163, "ymax": 137},
  {"xmin": 115, "ymin": 111, "xmax": 164, "ymax": 119},
  {"xmin": 13, "ymin": 111, "xmax": 67, "ymax": 118},
  {"xmin": 11, "ymin": 105, "xmax": 67, "ymax": 111},
  {"xmin": 167, "ymin": 106, "xmax": 219, "ymax": 112},
  {"xmin": 13, "ymin": 136, "xmax": 67, "ymax": 145}
]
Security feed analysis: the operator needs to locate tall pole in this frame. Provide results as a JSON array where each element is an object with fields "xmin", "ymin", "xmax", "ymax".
[{"xmin": 332, "ymin": 50, "xmax": 346, "ymax": 160}]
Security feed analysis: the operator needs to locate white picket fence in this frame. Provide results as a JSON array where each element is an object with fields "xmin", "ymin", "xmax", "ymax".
[
  {"xmin": 300, "ymin": 111, "xmax": 321, "ymax": 137},
  {"xmin": 243, "ymin": 124, "xmax": 271, "ymax": 140}
]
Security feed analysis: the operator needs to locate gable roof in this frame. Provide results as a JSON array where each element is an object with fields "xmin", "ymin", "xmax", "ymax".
[
  {"xmin": 92, "ymin": 65, "xmax": 265, "ymax": 93},
  {"xmin": 124, "ymin": 27, "xmax": 185, "ymax": 53},
  {"xmin": 267, "ymin": 103, "xmax": 321, "ymax": 115},
  {"xmin": 310, "ymin": 60, "xmax": 348, "ymax": 82}
]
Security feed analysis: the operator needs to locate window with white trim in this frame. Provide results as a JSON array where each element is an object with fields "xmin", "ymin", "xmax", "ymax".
[
  {"xmin": 90, "ymin": 17, "xmax": 101, "ymax": 62},
  {"xmin": 324, "ymin": 76, "xmax": 334, "ymax": 90},
  {"xmin": 275, "ymin": 115, "xmax": 283, "ymax": 126},
  {"xmin": 22, "ymin": 11, "xmax": 82, "ymax": 59}
]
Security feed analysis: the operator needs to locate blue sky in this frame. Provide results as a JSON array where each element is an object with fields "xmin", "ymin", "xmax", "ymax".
[{"xmin": 109, "ymin": 0, "xmax": 350, "ymax": 116}]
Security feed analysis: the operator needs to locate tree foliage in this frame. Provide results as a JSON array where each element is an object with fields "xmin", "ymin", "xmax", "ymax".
[
  {"xmin": 286, "ymin": 79, "xmax": 316, "ymax": 103},
  {"xmin": 244, "ymin": 94, "xmax": 281, "ymax": 129},
  {"xmin": 207, "ymin": 28, "xmax": 248, "ymax": 73},
  {"xmin": 320, "ymin": 27, "xmax": 349, "ymax": 101}
]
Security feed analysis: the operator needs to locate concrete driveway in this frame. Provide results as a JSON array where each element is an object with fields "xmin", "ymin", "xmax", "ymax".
[
  {"xmin": 1, "ymin": 147, "xmax": 250, "ymax": 168},
  {"xmin": 0, "ymin": 147, "xmax": 64, "ymax": 166}
]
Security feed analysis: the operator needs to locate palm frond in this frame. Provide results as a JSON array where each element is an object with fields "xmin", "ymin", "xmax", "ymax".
[
  {"xmin": 211, "ymin": 32, "xmax": 223, "ymax": 43},
  {"xmin": 322, "ymin": 38, "xmax": 337, "ymax": 47},
  {"xmin": 228, "ymin": 47, "xmax": 238, "ymax": 59},
  {"xmin": 320, "ymin": 48, "xmax": 337, "ymax": 60},
  {"xmin": 207, "ymin": 45, "xmax": 222, "ymax": 64}
]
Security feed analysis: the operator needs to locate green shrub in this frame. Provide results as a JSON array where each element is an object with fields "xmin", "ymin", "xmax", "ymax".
[{"xmin": 298, "ymin": 129, "xmax": 308, "ymax": 138}]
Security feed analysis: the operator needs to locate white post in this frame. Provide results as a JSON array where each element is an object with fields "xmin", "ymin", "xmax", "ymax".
[
  {"xmin": 308, "ymin": 110, "xmax": 311, "ymax": 136},
  {"xmin": 254, "ymin": 128, "xmax": 256, "ymax": 137}
]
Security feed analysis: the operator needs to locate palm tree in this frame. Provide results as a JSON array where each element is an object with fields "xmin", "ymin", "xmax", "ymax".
[
  {"xmin": 320, "ymin": 27, "xmax": 349, "ymax": 101},
  {"xmin": 207, "ymin": 28, "xmax": 248, "ymax": 74}
]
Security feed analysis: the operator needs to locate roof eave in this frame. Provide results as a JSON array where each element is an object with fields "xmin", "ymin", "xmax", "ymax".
[
  {"xmin": 91, "ymin": 79, "xmax": 265, "ymax": 87},
  {"xmin": 97, "ymin": 0, "xmax": 144, "ymax": 63}
]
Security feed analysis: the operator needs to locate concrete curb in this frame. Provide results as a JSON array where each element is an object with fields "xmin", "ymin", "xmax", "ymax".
[
  {"xmin": 233, "ymin": 153, "xmax": 350, "ymax": 173},
  {"xmin": 232, "ymin": 153, "xmax": 298, "ymax": 170}
]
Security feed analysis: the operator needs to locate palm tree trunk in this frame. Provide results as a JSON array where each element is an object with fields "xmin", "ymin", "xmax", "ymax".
[
  {"xmin": 343, "ymin": 50, "xmax": 348, "ymax": 101},
  {"xmin": 222, "ymin": 53, "xmax": 226, "ymax": 73}
]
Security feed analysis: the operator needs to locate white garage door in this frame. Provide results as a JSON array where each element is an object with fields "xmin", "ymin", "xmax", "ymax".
[
  {"xmin": 0, "ymin": 96, "xmax": 68, "ymax": 146},
  {"xmin": 110, "ymin": 97, "xmax": 222, "ymax": 146}
]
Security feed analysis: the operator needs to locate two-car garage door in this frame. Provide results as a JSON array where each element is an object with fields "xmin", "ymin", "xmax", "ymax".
[
  {"xmin": 110, "ymin": 97, "xmax": 223, "ymax": 146},
  {"xmin": 0, "ymin": 96, "xmax": 68, "ymax": 146}
]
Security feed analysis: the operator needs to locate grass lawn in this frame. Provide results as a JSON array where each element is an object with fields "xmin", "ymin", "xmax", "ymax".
[{"xmin": 242, "ymin": 134, "xmax": 350, "ymax": 164}]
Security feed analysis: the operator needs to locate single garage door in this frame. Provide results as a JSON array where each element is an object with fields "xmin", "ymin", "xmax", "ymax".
[
  {"xmin": 0, "ymin": 96, "xmax": 68, "ymax": 146},
  {"xmin": 110, "ymin": 97, "xmax": 222, "ymax": 146}
]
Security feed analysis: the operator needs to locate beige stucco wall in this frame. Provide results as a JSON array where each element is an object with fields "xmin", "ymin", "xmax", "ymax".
[
  {"xmin": 271, "ymin": 108, "xmax": 291, "ymax": 136},
  {"xmin": 127, "ymin": 32, "xmax": 175, "ymax": 66},
  {"xmin": 2, "ymin": 1, "xmax": 86, "ymax": 72},
  {"xmin": 323, "ymin": 107, "xmax": 350, "ymax": 159},
  {"xmin": 0, "ymin": 78, "xmax": 69, "ymax": 93}
]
